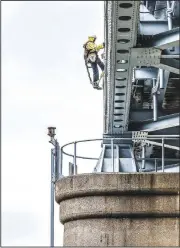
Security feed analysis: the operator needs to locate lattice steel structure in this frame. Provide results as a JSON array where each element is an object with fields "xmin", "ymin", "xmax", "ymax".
[{"xmin": 96, "ymin": 0, "xmax": 180, "ymax": 173}]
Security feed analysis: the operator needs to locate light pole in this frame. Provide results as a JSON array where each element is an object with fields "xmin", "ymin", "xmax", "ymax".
[{"xmin": 47, "ymin": 127, "xmax": 61, "ymax": 248}]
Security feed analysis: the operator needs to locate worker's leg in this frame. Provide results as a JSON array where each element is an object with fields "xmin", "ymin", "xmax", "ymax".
[
  {"xmin": 91, "ymin": 62, "xmax": 99, "ymax": 82},
  {"xmin": 96, "ymin": 56, "xmax": 104, "ymax": 71}
]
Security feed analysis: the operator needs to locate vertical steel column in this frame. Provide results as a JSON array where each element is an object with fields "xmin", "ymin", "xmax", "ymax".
[
  {"xmin": 73, "ymin": 142, "xmax": 77, "ymax": 175},
  {"xmin": 158, "ymin": 1, "xmax": 173, "ymax": 94},
  {"xmin": 69, "ymin": 162, "xmax": 74, "ymax": 176},
  {"xmin": 159, "ymin": 69, "xmax": 164, "ymax": 89},
  {"xmin": 142, "ymin": 145, "xmax": 145, "ymax": 169},
  {"xmin": 153, "ymin": 79, "xmax": 157, "ymax": 121},
  {"xmin": 50, "ymin": 149, "xmax": 55, "ymax": 247},
  {"xmin": 162, "ymin": 138, "xmax": 165, "ymax": 172},
  {"xmin": 59, "ymin": 147, "xmax": 62, "ymax": 176},
  {"xmin": 167, "ymin": 1, "xmax": 173, "ymax": 30},
  {"xmin": 55, "ymin": 140, "xmax": 60, "ymax": 180},
  {"xmin": 111, "ymin": 139, "xmax": 114, "ymax": 172}
]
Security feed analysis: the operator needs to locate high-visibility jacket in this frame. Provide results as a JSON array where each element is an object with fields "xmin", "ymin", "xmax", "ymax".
[{"xmin": 83, "ymin": 41, "xmax": 104, "ymax": 60}]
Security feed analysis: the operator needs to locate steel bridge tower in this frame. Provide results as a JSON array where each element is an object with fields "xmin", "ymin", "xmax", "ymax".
[{"xmin": 50, "ymin": 1, "xmax": 180, "ymax": 246}]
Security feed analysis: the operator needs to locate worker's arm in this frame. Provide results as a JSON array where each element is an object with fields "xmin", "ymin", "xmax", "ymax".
[
  {"xmin": 95, "ymin": 43, "xmax": 104, "ymax": 52},
  {"xmin": 86, "ymin": 42, "xmax": 104, "ymax": 53}
]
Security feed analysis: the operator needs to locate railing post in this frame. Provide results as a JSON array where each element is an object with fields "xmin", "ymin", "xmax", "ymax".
[
  {"xmin": 73, "ymin": 142, "xmax": 77, "ymax": 175},
  {"xmin": 50, "ymin": 148, "xmax": 55, "ymax": 248},
  {"xmin": 155, "ymin": 158, "xmax": 157, "ymax": 172},
  {"xmin": 69, "ymin": 162, "xmax": 74, "ymax": 176},
  {"xmin": 162, "ymin": 138, "xmax": 165, "ymax": 172},
  {"xmin": 55, "ymin": 140, "xmax": 60, "ymax": 180},
  {"xmin": 111, "ymin": 139, "xmax": 114, "ymax": 172},
  {"xmin": 142, "ymin": 145, "xmax": 145, "ymax": 170},
  {"xmin": 152, "ymin": 78, "xmax": 157, "ymax": 121}
]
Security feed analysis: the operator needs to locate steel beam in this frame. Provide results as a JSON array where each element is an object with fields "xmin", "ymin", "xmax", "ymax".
[
  {"xmin": 148, "ymin": 126, "xmax": 179, "ymax": 135},
  {"xmin": 159, "ymin": 58, "xmax": 180, "ymax": 75},
  {"xmin": 142, "ymin": 27, "xmax": 180, "ymax": 49},
  {"xmin": 139, "ymin": 20, "xmax": 168, "ymax": 35},
  {"xmin": 128, "ymin": 113, "xmax": 180, "ymax": 132},
  {"xmin": 129, "ymin": 109, "xmax": 167, "ymax": 122},
  {"xmin": 104, "ymin": 1, "xmax": 140, "ymax": 135},
  {"xmin": 129, "ymin": 109, "xmax": 153, "ymax": 121},
  {"xmin": 134, "ymin": 68, "xmax": 158, "ymax": 79},
  {"xmin": 130, "ymin": 47, "xmax": 179, "ymax": 74},
  {"xmin": 94, "ymin": 144, "xmax": 137, "ymax": 173}
]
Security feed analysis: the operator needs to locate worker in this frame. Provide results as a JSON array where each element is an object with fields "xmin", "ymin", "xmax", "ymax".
[{"xmin": 83, "ymin": 35, "xmax": 105, "ymax": 87}]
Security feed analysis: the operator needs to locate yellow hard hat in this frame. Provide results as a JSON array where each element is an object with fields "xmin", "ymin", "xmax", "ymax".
[{"xmin": 88, "ymin": 35, "xmax": 97, "ymax": 42}]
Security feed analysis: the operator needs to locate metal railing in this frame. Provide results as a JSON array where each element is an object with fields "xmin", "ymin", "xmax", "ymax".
[
  {"xmin": 48, "ymin": 133, "xmax": 179, "ymax": 179},
  {"xmin": 47, "ymin": 128, "xmax": 179, "ymax": 247},
  {"xmin": 49, "ymin": 143, "xmax": 179, "ymax": 247}
]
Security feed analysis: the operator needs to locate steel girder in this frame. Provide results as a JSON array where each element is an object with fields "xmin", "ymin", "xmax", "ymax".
[
  {"xmin": 159, "ymin": 58, "xmax": 179, "ymax": 74},
  {"xmin": 130, "ymin": 47, "xmax": 180, "ymax": 74},
  {"xmin": 134, "ymin": 68, "xmax": 158, "ymax": 79},
  {"xmin": 94, "ymin": 144, "xmax": 137, "ymax": 173},
  {"xmin": 129, "ymin": 113, "xmax": 180, "ymax": 132},
  {"xmin": 130, "ymin": 110, "xmax": 153, "ymax": 121},
  {"xmin": 143, "ymin": 27, "xmax": 180, "ymax": 50},
  {"xmin": 103, "ymin": 1, "xmax": 140, "ymax": 135},
  {"xmin": 100, "ymin": 0, "xmax": 179, "ymax": 173},
  {"xmin": 139, "ymin": 20, "xmax": 168, "ymax": 35},
  {"xmin": 104, "ymin": 1, "xmax": 180, "ymax": 136}
]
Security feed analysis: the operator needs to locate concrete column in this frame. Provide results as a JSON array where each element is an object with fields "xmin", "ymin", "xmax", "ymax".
[{"xmin": 55, "ymin": 173, "xmax": 180, "ymax": 246}]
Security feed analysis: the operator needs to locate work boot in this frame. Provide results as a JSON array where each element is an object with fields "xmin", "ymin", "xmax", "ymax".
[{"xmin": 93, "ymin": 81, "xmax": 99, "ymax": 88}]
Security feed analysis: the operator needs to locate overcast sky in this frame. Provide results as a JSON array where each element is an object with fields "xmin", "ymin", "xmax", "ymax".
[{"xmin": 2, "ymin": 1, "xmax": 104, "ymax": 246}]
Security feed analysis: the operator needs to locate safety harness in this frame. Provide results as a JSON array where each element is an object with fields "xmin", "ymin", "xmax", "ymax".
[{"xmin": 83, "ymin": 41, "xmax": 97, "ymax": 61}]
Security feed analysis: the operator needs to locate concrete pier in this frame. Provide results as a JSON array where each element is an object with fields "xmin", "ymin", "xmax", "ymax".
[{"xmin": 55, "ymin": 173, "xmax": 180, "ymax": 246}]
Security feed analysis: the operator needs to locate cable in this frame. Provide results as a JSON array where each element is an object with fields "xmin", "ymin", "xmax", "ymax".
[{"xmin": 140, "ymin": 7, "xmax": 167, "ymax": 14}]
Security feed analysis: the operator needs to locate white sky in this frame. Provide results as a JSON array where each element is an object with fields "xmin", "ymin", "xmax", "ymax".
[{"xmin": 2, "ymin": 1, "xmax": 104, "ymax": 246}]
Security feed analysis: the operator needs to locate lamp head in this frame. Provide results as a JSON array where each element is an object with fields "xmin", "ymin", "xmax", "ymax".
[{"xmin": 47, "ymin": 127, "xmax": 56, "ymax": 138}]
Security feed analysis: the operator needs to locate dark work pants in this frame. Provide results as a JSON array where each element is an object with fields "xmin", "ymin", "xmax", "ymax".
[{"xmin": 90, "ymin": 56, "xmax": 104, "ymax": 82}]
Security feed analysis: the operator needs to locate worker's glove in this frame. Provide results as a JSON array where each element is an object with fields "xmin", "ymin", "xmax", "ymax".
[{"xmin": 103, "ymin": 42, "xmax": 105, "ymax": 48}]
